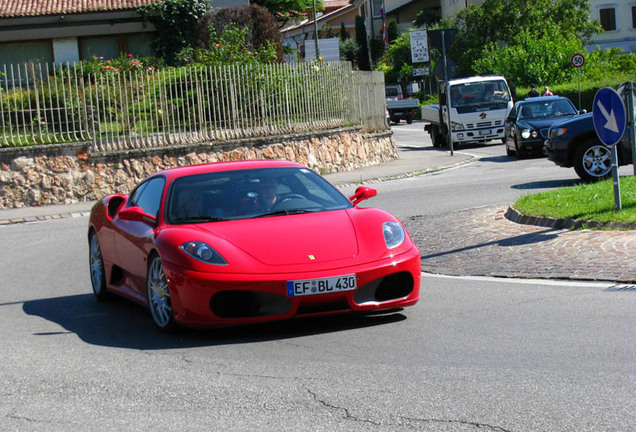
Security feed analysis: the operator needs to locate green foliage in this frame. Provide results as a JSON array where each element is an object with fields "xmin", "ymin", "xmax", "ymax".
[
  {"xmin": 340, "ymin": 22, "xmax": 350, "ymax": 40},
  {"xmin": 473, "ymin": 24, "xmax": 584, "ymax": 87},
  {"xmin": 138, "ymin": 0, "xmax": 210, "ymax": 66},
  {"xmin": 412, "ymin": 7, "xmax": 439, "ymax": 29},
  {"xmin": 438, "ymin": 0, "xmax": 603, "ymax": 78},
  {"xmin": 516, "ymin": 71, "xmax": 635, "ymax": 112},
  {"xmin": 178, "ymin": 24, "xmax": 279, "ymax": 66},
  {"xmin": 194, "ymin": 5, "xmax": 283, "ymax": 62},
  {"xmin": 251, "ymin": 0, "xmax": 324, "ymax": 23},
  {"xmin": 376, "ymin": 32, "xmax": 413, "ymax": 85},
  {"xmin": 355, "ymin": 16, "xmax": 371, "ymax": 71},
  {"xmin": 80, "ymin": 54, "xmax": 163, "ymax": 77},
  {"xmin": 581, "ymin": 48, "xmax": 636, "ymax": 81},
  {"xmin": 514, "ymin": 176, "xmax": 636, "ymax": 225},
  {"xmin": 387, "ymin": 20, "xmax": 399, "ymax": 45},
  {"xmin": 339, "ymin": 38, "xmax": 359, "ymax": 64}
]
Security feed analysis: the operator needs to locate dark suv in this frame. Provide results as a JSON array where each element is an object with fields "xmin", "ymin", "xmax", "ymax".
[{"xmin": 544, "ymin": 112, "xmax": 633, "ymax": 182}]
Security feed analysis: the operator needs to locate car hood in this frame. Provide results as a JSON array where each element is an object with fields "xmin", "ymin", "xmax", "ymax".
[
  {"xmin": 548, "ymin": 112, "xmax": 592, "ymax": 131},
  {"xmin": 520, "ymin": 115, "xmax": 575, "ymax": 129},
  {"xmin": 196, "ymin": 210, "xmax": 359, "ymax": 266}
]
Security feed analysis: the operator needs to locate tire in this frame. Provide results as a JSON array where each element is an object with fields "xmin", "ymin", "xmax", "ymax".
[
  {"xmin": 505, "ymin": 139, "xmax": 516, "ymax": 156},
  {"xmin": 514, "ymin": 138, "xmax": 525, "ymax": 159},
  {"xmin": 406, "ymin": 115, "xmax": 413, "ymax": 124},
  {"xmin": 89, "ymin": 231, "xmax": 109, "ymax": 301},
  {"xmin": 573, "ymin": 139, "xmax": 613, "ymax": 183},
  {"xmin": 147, "ymin": 254, "xmax": 176, "ymax": 331}
]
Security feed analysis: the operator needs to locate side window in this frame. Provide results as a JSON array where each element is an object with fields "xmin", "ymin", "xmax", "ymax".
[{"xmin": 130, "ymin": 177, "xmax": 165, "ymax": 217}]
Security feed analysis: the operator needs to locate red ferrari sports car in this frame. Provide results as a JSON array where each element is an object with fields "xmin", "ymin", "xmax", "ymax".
[{"xmin": 88, "ymin": 160, "xmax": 421, "ymax": 330}]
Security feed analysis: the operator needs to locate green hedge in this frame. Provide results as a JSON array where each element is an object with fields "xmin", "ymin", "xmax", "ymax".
[{"xmin": 516, "ymin": 73, "xmax": 634, "ymax": 111}]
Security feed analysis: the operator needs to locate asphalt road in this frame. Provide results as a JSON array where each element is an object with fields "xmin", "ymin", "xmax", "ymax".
[{"xmin": 1, "ymin": 123, "xmax": 634, "ymax": 431}]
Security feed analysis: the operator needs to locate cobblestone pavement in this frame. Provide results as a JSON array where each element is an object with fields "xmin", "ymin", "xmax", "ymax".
[{"xmin": 404, "ymin": 205, "xmax": 636, "ymax": 284}]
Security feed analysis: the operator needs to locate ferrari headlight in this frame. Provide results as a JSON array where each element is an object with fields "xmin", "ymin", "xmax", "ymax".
[
  {"xmin": 521, "ymin": 129, "xmax": 531, "ymax": 139},
  {"xmin": 180, "ymin": 241, "xmax": 228, "ymax": 265},
  {"xmin": 383, "ymin": 222, "xmax": 405, "ymax": 249}
]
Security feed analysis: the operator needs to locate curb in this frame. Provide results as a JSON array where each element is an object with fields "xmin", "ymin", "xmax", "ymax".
[
  {"xmin": 505, "ymin": 206, "xmax": 636, "ymax": 231},
  {"xmin": 0, "ymin": 211, "xmax": 91, "ymax": 226}
]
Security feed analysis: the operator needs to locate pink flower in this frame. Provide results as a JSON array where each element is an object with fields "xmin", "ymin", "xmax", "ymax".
[{"xmin": 128, "ymin": 53, "xmax": 133, "ymax": 58}]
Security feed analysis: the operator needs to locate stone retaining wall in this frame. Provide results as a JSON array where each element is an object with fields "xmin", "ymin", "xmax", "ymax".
[{"xmin": 0, "ymin": 127, "xmax": 397, "ymax": 209}]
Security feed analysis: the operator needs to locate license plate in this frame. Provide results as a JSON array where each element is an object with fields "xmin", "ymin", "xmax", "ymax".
[
  {"xmin": 479, "ymin": 129, "xmax": 492, "ymax": 135},
  {"xmin": 286, "ymin": 274, "xmax": 357, "ymax": 297}
]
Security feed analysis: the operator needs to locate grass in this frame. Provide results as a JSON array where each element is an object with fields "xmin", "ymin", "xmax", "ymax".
[{"xmin": 513, "ymin": 176, "xmax": 636, "ymax": 226}]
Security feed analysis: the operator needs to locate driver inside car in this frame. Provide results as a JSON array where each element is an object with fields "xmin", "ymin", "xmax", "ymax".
[{"xmin": 255, "ymin": 177, "xmax": 279, "ymax": 212}]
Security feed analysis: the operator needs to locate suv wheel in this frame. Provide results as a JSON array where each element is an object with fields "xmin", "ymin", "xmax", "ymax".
[{"xmin": 573, "ymin": 139, "xmax": 613, "ymax": 182}]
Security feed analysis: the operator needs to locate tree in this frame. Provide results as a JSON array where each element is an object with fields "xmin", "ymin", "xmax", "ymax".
[
  {"xmin": 412, "ymin": 7, "xmax": 439, "ymax": 29},
  {"xmin": 178, "ymin": 23, "xmax": 278, "ymax": 66},
  {"xmin": 437, "ymin": 0, "xmax": 602, "ymax": 78},
  {"xmin": 340, "ymin": 22, "xmax": 350, "ymax": 40},
  {"xmin": 251, "ymin": 0, "xmax": 324, "ymax": 26},
  {"xmin": 387, "ymin": 20, "xmax": 399, "ymax": 45},
  {"xmin": 355, "ymin": 16, "xmax": 370, "ymax": 70},
  {"xmin": 138, "ymin": 0, "xmax": 210, "ymax": 66},
  {"xmin": 473, "ymin": 24, "xmax": 585, "ymax": 87},
  {"xmin": 376, "ymin": 32, "xmax": 413, "ymax": 84},
  {"xmin": 194, "ymin": 5, "xmax": 283, "ymax": 62}
]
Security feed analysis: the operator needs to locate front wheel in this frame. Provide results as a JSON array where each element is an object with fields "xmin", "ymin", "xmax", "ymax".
[
  {"xmin": 573, "ymin": 140, "xmax": 613, "ymax": 183},
  {"xmin": 147, "ymin": 255, "xmax": 176, "ymax": 331},
  {"xmin": 89, "ymin": 232, "xmax": 109, "ymax": 301}
]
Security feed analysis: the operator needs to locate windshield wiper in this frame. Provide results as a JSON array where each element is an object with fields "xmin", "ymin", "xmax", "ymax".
[
  {"xmin": 173, "ymin": 216, "xmax": 228, "ymax": 223},
  {"xmin": 253, "ymin": 209, "xmax": 316, "ymax": 218}
]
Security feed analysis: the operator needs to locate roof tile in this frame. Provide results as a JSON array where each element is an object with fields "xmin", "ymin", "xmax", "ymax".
[{"xmin": 0, "ymin": 0, "xmax": 163, "ymax": 18}]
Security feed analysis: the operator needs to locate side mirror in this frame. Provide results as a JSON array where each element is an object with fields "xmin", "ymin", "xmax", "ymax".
[
  {"xmin": 349, "ymin": 186, "xmax": 377, "ymax": 206},
  {"xmin": 578, "ymin": 109, "xmax": 587, "ymax": 114},
  {"xmin": 118, "ymin": 206, "xmax": 157, "ymax": 226}
]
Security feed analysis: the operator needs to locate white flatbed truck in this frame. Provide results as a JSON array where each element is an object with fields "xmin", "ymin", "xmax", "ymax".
[{"xmin": 422, "ymin": 76, "xmax": 513, "ymax": 147}]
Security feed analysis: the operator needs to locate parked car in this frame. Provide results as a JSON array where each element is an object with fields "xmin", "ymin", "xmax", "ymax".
[
  {"xmin": 88, "ymin": 160, "xmax": 421, "ymax": 330},
  {"xmin": 504, "ymin": 96, "xmax": 582, "ymax": 158},
  {"xmin": 545, "ymin": 112, "xmax": 633, "ymax": 182}
]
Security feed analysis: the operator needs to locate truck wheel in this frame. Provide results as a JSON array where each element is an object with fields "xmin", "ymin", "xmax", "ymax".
[
  {"xmin": 406, "ymin": 115, "xmax": 413, "ymax": 124},
  {"xmin": 573, "ymin": 139, "xmax": 613, "ymax": 182}
]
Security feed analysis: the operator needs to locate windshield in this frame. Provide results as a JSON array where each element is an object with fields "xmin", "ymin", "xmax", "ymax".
[
  {"xmin": 166, "ymin": 167, "xmax": 353, "ymax": 224},
  {"xmin": 518, "ymin": 99, "xmax": 577, "ymax": 120},
  {"xmin": 450, "ymin": 80, "xmax": 511, "ymax": 110}
]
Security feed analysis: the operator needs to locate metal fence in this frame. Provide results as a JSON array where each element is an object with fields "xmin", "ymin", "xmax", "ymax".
[{"xmin": 0, "ymin": 62, "xmax": 387, "ymax": 152}]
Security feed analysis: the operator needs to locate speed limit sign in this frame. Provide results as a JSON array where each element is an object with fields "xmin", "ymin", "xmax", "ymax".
[{"xmin": 571, "ymin": 53, "xmax": 585, "ymax": 68}]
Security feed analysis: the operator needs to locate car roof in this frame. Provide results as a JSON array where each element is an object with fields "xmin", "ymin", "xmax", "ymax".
[
  {"xmin": 153, "ymin": 160, "xmax": 304, "ymax": 181},
  {"xmin": 518, "ymin": 96, "xmax": 569, "ymax": 104}
]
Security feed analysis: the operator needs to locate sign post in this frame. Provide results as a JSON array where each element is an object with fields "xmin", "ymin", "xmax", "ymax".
[
  {"xmin": 571, "ymin": 53, "xmax": 585, "ymax": 110},
  {"xmin": 592, "ymin": 87, "xmax": 627, "ymax": 211},
  {"xmin": 618, "ymin": 81, "xmax": 636, "ymax": 176}
]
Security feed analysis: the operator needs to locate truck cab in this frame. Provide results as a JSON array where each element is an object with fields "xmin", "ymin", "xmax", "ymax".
[{"xmin": 423, "ymin": 76, "xmax": 513, "ymax": 147}]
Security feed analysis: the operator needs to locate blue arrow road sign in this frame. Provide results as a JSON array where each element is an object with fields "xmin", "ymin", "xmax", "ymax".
[{"xmin": 593, "ymin": 87, "xmax": 626, "ymax": 146}]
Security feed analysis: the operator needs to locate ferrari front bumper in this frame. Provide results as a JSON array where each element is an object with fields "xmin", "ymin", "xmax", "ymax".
[{"xmin": 162, "ymin": 246, "xmax": 421, "ymax": 328}]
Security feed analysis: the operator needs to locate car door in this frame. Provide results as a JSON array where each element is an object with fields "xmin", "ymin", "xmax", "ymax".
[{"xmin": 113, "ymin": 176, "xmax": 166, "ymax": 299}]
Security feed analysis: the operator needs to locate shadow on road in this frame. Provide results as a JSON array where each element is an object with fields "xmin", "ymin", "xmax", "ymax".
[
  {"xmin": 511, "ymin": 179, "xmax": 581, "ymax": 190},
  {"xmin": 23, "ymin": 294, "xmax": 405, "ymax": 349},
  {"xmin": 418, "ymin": 227, "xmax": 560, "ymax": 261}
]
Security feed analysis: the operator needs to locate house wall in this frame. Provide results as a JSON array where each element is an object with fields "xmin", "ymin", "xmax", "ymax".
[{"xmin": 587, "ymin": 1, "xmax": 636, "ymax": 53}]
